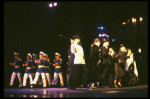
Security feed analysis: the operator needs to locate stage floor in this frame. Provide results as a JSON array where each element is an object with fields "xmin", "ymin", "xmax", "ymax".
[{"xmin": 4, "ymin": 85, "xmax": 148, "ymax": 98}]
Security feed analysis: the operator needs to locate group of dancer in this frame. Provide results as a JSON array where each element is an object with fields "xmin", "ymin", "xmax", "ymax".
[
  {"xmin": 66, "ymin": 35, "xmax": 139, "ymax": 89},
  {"xmin": 9, "ymin": 35, "xmax": 139, "ymax": 89},
  {"xmin": 10, "ymin": 51, "xmax": 64, "ymax": 88}
]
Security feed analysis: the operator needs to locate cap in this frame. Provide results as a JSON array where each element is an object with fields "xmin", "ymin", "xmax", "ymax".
[
  {"xmin": 103, "ymin": 40, "xmax": 109, "ymax": 43},
  {"xmin": 94, "ymin": 38, "xmax": 100, "ymax": 42},
  {"xmin": 27, "ymin": 53, "xmax": 32, "ymax": 58},
  {"xmin": 44, "ymin": 53, "xmax": 48, "ymax": 57},
  {"xmin": 32, "ymin": 53, "xmax": 37, "ymax": 57},
  {"xmin": 120, "ymin": 44, "xmax": 125, "ymax": 47},
  {"xmin": 40, "ymin": 51, "xmax": 44, "ymax": 55},
  {"xmin": 55, "ymin": 52, "xmax": 60, "ymax": 57},
  {"xmin": 14, "ymin": 52, "xmax": 19, "ymax": 56}
]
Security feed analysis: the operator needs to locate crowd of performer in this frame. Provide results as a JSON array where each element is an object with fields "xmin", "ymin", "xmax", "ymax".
[{"xmin": 9, "ymin": 35, "xmax": 140, "ymax": 89}]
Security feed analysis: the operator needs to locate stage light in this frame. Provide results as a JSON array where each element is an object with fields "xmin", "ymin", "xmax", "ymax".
[
  {"xmin": 49, "ymin": 3, "xmax": 53, "ymax": 8},
  {"xmin": 100, "ymin": 26, "xmax": 104, "ymax": 30},
  {"xmin": 122, "ymin": 22, "xmax": 126, "ymax": 25},
  {"xmin": 132, "ymin": 18, "xmax": 136, "ymax": 23},
  {"xmin": 53, "ymin": 2, "xmax": 57, "ymax": 6},
  {"xmin": 138, "ymin": 48, "xmax": 141, "ymax": 53},
  {"xmin": 139, "ymin": 17, "xmax": 143, "ymax": 22},
  {"xmin": 99, "ymin": 34, "xmax": 102, "ymax": 37},
  {"xmin": 112, "ymin": 39, "xmax": 114, "ymax": 42}
]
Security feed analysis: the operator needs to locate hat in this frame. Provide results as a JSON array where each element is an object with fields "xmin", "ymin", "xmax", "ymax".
[
  {"xmin": 14, "ymin": 52, "xmax": 19, "ymax": 56},
  {"xmin": 94, "ymin": 38, "xmax": 100, "ymax": 42},
  {"xmin": 44, "ymin": 53, "xmax": 48, "ymax": 57},
  {"xmin": 40, "ymin": 51, "xmax": 44, "ymax": 55},
  {"xmin": 55, "ymin": 52, "xmax": 60, "ymax": 57},
  {"xmin": 73, "ymin": 35, "xmax": 80, "ymax": 39},
  {"xmin": 120, "ymin": 44, "xmax": 125, "ymax": 47},
  {"xmin": 103, "ymin": 40, "xmax": 109, "ymax": 43},
  {"xmin": 27, "ymin": 53, "xmax": 32, "ymax": 58},
  {"xmin": 32, "ymin": 53, "xmax": 37, "ymax": 57}
]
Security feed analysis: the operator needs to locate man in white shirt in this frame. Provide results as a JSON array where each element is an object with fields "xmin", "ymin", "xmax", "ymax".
[{"xmin": 67, "ymin": 35, "xmax": 88, "ymax": 89}]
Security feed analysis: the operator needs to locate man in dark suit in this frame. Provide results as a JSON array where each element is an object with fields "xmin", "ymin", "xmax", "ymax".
[
  {"xmin": 116, "ymin": 44, "xmax": 130, "ymax": 87},
  {"xmin": 88, "ymin": 38, "xmax": 102, "ymax": 88},
  {"xmin": 100, "ymin": 40, "xmax": 112, "ymax": 88}
]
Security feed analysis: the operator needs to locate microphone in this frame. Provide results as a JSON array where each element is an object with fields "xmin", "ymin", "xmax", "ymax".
[{"xmin": 59, "ymin": 35, "xmax": 70, "ymax": 40}]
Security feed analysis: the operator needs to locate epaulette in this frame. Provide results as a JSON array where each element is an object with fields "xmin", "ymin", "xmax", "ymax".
[
  {"xmin": 59, "ymin": 58, "xmax": 62, "ymax": 61},
  {"xmin": 18, "ymin": 58, "xmax": 22, "ymax": 61}
]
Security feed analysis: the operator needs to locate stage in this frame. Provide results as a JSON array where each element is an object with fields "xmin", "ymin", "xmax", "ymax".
[{"xmin": 4, "ymin": 85, "xmax": 148, "ymax": 98}]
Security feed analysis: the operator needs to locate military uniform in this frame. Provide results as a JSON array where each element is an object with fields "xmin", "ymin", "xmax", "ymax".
[
  {"xmin": 10, "ymin": 52, "xmax": 23, "ymax": 88},
  {"xmin": 32, "ymin": 51, "xmax": 46, "ymax": 87},
  {"xmin": 44, "ymin": 54, "xmax": 52, "ymax": 87},
  {"xmin": 52, "ymin": 53, "xmax": 64, "ymax": 87},
  {"xmin": 31, "ymin": 54, "xmax": 37, "ymax": 79},
  {"xmin": 23, "ymin": 53, "xmax": 33, "ymax": 87}
]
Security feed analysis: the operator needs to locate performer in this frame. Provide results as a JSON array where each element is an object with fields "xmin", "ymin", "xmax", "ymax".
[
  {"xmin": 67, "ymin": 38, "xmax": 75, "ymax": 88},
  {"xmin": 115, "ymin": 44, "xmax": 130, "ymax": 87},
  {"xmin": 66, "ymin": 56, "xmax": 70, "ymax": 86},
  {"xmin": 31, "ymin": 53, "xmax": 38, "ymax": 80},
  {"xmin": 68, "ymin": 35, "xmax": 87, "ymax": 89},
  {"xmin": 10, "ymin": 52, "xmax": 23, "ymax": 88},
  {"xmin": 100, "ymin": 40, "xmax": 112, "ymax": 88},
  {"xmin": 32, "ymin": 51, "xmax": 46, "ymax": 88},
  {"xmin": 44, "ymin": 53, "xmax": 52, "ymax": 87},
  {"xmin": 125, "ymin": 49, "xmax": 139, "ymax": 86},
  {"xmin": 52, "ymin": 53, "xmax": 64, "ymax": 87},
  {"xmin": 88, "ymin": 38, "xmax": 102, "ymax": 88},
  {"xmin": 108, "ymin": 47, "xmax": 118, "ymax": 88},
  {"xmin": 22, "ymin": 53, "xmax": 33, "ymax": 88},
  {"xmin": 125, "ymin": 49, "xmax": 138, "ymax": 76}
]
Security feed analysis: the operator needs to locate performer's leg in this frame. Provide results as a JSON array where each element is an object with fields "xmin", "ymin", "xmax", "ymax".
[
  {"xmin": 100, "ymin": 65, "xmax": 108, "ymax": 86},
  {"xmin": 10, "ymin": 72, "xmax": 16, "ymax": 86},
  {"xmin": 118, "ymin": 78, "xmax": 122, "ymax": 87},
  {"xmin": 17, "ymin": 73, "xmax": 23, "ymax": 87},
  {"xmin": 46, "ymin": 73, "xmax": 51, "ymax": 86},
  {"xmin": 41, "ymin": 73, "xmax": 46, "ymax": 87},
  {"xmin": 28, "ymin": 73, "xmax": 33, "ymax": 85},
  {"xmin": 32, "ymin": 72, "xmax": 40, "ymax": 85},
  {"xmin": 81, "ymin": 64, "xmax": 88, "ymax": 87},
  {"xmin": 52, "ymin": 72, "xmax": 59, "ymax": 85},
  {"xmin": 59, "ymin": 72, "xmax": 64, "ymax": 86},
  {"xmin": 23, "ymin": 73, "xmax": 28, "ymax": 87},
  {"xmin": 66, "ymin": 74, "xmax": 69, "ymax": 86}
]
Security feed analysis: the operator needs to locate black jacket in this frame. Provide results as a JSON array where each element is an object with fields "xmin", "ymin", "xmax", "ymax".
[
  {"xmin": 101, "ymin": 46, "xmax": 112, "ymax": 65},
  {"xmin": 88, "ymin": 45, "xmax": 101, "ymax": 63},
  {"xmin": 117, "ymin": 51, "xmax": 130, "ymax": 64}
]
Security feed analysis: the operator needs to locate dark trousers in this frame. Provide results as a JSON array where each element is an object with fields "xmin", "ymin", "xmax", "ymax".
[
  {"xmin": 100, "ymin": 63, "xmax": 113, "ymax": 87},
  {"xmin": 88, "ymin": 61, "xmax": 99, "ymax": 83},
  {"xmin": 68, "ymin": 64, "xmax": 88, "ymax": 88}
]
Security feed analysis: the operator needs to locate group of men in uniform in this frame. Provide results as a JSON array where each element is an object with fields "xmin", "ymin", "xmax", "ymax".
[{"xmin": 10, "ymin": 51, "xmax": 64, "ymax": 88}]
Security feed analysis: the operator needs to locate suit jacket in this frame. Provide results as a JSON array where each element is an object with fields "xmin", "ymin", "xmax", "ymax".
[
  {"xmin": 117, "ymin": 51, "xmax": 130, "ymax": 64},
  {"xmin": 101, "ymin": 46, "xmax": 112, "ymax": 65},
  {"xmin": 88, "ymin": 45, "xmax": 101, "ymax": 63}
]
